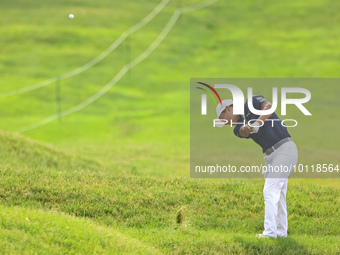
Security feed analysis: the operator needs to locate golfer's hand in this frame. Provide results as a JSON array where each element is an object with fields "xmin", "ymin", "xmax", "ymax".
[
  {"xmin": 249, "ymin": 121, "xmax": 260, "ymax": 134},
  {"xmin": 240, "ymin": 125, "xmax": 254, "ymax": 138}
]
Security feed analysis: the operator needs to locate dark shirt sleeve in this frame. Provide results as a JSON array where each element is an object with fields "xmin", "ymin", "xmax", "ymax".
[
  {"xmin": 252, "ymin": 95, "xmax": 267, "ymax": 110},
  {"xmin": 233, "ymin": 124, "xmax": 249, "ymax": 139}
]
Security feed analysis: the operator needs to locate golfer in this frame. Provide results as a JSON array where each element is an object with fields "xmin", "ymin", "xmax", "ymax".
[{"xmin": 216, "ymin": 95, "xmax": 298, "ymax": 238}]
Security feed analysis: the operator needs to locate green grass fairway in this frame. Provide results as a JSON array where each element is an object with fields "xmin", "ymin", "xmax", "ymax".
[
  {"xmin": 0, "ymin": 0, "xmax": 339, "ymax": 253},
  {"xmin": 0, "ymin": 205, "xmax": 161, "ymax": 254},
  {"xmin": 0, "ymin": 131, "xmax": 339, "ymax": 254},
  {"xmin": 0, "ymin": 166, "xmax": 339, "ymax": 254},
  {"xmin": 0, "ymin": 0, "xmax": 339, "ymax": 178}
]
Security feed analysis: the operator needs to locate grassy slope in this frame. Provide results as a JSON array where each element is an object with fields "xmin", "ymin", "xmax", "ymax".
[
  {"xmin": 0, "ymin": 165, "xmax": 339, "ymax": 254},
  {"xmin": 0, "ymin": 131, "xmax": 338, "ymax": 253},
  {"xmin": 0, "ymin": 205, "xmax": 160, "ymax": 254},
  {"xmin": 0, "ymin": 130, "xmax": 100, "ymax": 171}
]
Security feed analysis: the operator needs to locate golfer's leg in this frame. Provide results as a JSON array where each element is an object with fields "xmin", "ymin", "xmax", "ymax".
[
  {"xmin": 261, "ymin": 141, "xmax": 298, "ymax": 237},
  {"xmin": 277, "ymin": 178, "xmax": 288, "ymax": 237},
  {"xmin": 274, "ymin": 142, "xmax": 298, "ymax": 236},
  {"xmin": 263, "ymin": 178, "xmax": 285, "ymax": 238}
]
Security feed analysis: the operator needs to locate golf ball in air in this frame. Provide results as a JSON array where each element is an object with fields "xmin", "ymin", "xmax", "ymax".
[{"xmin": 69, "ymin": 14, "xmax": 74, "ymax": 19}]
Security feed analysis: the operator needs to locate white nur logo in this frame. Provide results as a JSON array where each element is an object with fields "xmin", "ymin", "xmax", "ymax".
[{"xmin": 200, "ymin": 85, "xmax": 312, "ymax": 116}]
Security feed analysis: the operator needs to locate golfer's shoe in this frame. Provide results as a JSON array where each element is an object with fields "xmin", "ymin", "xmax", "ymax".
[{"xmin": 255, "ymin": 234, "xmax": 275, "ymax": 238}]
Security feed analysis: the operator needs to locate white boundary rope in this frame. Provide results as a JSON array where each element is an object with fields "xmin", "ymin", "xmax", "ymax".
[
  {"xmin": 18, "ymin": 0, "xmax": 218, "ymax": 132},
  {"xmin": 0, "ymin": 0, "xmax": 169, "ymax": 98}
]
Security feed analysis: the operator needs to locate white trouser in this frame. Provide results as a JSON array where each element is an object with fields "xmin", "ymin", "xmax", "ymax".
[{"xmin": 262, "ymin": 141, "xmax": 298, "ymax": 237}]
